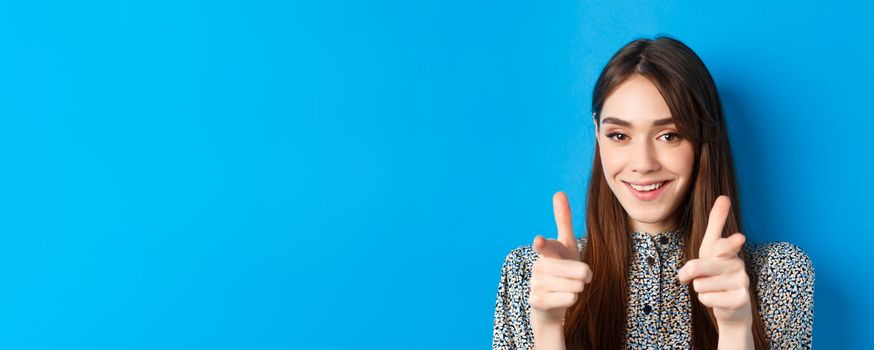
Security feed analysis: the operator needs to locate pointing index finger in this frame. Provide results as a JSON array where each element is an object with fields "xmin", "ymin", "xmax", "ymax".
[
  {"xmin": 552, "ymin": 191, "xmax": 577, "ymax": 254},
  {"xmin": 701, "ymin": 195, "xmax": 730, "ymax": 258}
]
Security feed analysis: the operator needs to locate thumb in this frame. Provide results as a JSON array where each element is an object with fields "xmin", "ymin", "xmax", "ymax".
[{"xmin": 713, "ymin": 232, "xmax": 746, "ymax": 259}]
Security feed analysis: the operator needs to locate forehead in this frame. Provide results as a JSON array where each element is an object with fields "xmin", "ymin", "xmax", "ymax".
[{"xmin": 600, "ymin": 75, "xmax": 672, "ymax": 126}]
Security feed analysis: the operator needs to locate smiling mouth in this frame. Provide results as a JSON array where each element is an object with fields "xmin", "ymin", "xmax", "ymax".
[{"xmin": 623, "ymin": 180, "xmax": 670, "ymax": 192}]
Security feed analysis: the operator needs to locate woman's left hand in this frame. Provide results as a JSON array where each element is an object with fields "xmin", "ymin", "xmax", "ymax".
[{"xmin": 678, "ymin": 195, "xmax": 753, "ymax": 328}]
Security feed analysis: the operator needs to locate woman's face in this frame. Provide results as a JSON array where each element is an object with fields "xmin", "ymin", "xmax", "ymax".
[{"xmin": 596, "ymin": 74, "xmax": 695, "ymax": 234}]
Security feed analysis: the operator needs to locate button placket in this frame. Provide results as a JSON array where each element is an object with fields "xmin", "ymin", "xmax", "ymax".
[
  {"xmin": 644, "ymin": 235, "xmax": 661, "ymax": 341},
  {"xmin": 654, "ymin": 233, "xmax": 676, "ymax": 343},
  {"xmin": 627, "ymin": 229, "xmax": 686, "ymax": 347}
]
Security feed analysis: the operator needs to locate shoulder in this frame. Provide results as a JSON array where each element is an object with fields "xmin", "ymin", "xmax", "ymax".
[
  {"xmin": 498, "ymin": 243, "xmax": 536, "ymax": 289},
  {"xmin": 743, "ymin": 241, "xmax": 815, "ymax": 283},
  {"xmin": 743, "ymin": 241, "xmax": 815, "ymax": 348}
]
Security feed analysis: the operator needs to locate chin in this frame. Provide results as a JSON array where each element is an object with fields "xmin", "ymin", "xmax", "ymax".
[
  {"xmin": 621, "ymin": 201, "xmax": 675, "ymax": 227},
  {"xmin": 626, "ymin": 212, "xmax": 669, "ymax": 226}
]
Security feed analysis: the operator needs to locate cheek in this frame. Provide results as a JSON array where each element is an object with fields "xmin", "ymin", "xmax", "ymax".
[
  {"xmin": 663, "ymin": 143, "xmax": 695, "ymax": 178},
  {"xmin": 599, "ymin": 144, "xmax": 625, "ymax": 176}
]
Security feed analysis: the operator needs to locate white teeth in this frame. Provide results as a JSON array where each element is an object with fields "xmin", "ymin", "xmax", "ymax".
[{"xmin": 629, "ymin": 181, "xmax": 664, "ymax": 192}]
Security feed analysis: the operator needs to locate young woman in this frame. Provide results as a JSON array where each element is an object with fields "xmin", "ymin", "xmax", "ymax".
[{"xmin": 492, "ymin": 37, "xmax": 814, "ymax": 349}]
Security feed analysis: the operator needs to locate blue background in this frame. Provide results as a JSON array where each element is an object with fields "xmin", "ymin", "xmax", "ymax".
[{"xmin": 0, "ymin": 0, "xmax": 869, "ymax": 348}]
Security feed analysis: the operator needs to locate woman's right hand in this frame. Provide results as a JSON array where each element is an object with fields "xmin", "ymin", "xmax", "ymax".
[{"xmin": 529, "ymin": 191, "xmax": 592, "ymax": 327}]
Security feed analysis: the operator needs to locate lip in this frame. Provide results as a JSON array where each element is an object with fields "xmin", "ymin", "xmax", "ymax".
[{"xmin": 623, "ymin": 180, "xmax": 672, "ymax": 201}]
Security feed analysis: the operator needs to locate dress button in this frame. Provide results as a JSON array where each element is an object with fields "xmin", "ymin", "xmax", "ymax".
[
  {"xmin": 646, "ymin": 257, "xmax": 655, "ymax": 265},
  {"xmin": 659, "ymin": 236, "xmax": 668, "ymax": 244},
  {"xmin": 643, "ymin": 305, "xmax": 652, "ymax": 315}
]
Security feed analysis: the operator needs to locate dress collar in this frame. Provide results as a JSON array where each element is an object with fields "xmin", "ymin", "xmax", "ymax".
[{"xmin": 630, "ymin": 227, "xmax": 685, "ymax": 252}]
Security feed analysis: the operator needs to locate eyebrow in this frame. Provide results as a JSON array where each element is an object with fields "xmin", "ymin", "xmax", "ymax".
[{"xmin": 600, "ymin": 116, "xmax": 675, "ymax": 127}]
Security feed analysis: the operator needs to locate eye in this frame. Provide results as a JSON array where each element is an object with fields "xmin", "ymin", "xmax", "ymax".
[
  {"xmin": 658, "ymin": 132, "xmax": 681, "ymax": 142},
  {"xmin": 605, "ymin": 132, "xmax": 628, "ymax": 142}
]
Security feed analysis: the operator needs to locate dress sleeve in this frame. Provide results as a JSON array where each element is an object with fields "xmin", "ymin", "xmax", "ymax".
[
  {"xmin": 492, "ymin": 248, "xmax": 534, "ymax": 350},
  {"xmin": 756, "ymin": 242, "xmax": 815, "ymax": 349}
]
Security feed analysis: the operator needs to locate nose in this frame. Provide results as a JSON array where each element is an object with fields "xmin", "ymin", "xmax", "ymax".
[{"xmin": 631, "ymin": 139, "xmax": 660, "ymax": 174}]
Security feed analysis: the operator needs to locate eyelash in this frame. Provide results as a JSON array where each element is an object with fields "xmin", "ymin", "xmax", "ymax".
[{"xmin": 605, "ymin": 132, "xmax": 682, "ymax": 143}]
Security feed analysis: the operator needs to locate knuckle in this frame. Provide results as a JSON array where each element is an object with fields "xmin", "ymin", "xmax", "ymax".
[
  {"xmin": 530, "ymin": 277, "xmax": 542, "ymax": 291},
  {"xmin": 728, "ymin": 289, "xmax": 747, "ymax": 307},
  {"xmin": 732, "ymin": 297, "xmax": 746, "ymax": 309},
  {"xmin": 728, "ymin": 299, "xmax": 743, "ymax": 309},
  {"xmin": 575, "ymin": 264, "xmax": 589, "ymax": 280},
  {"xmin": 731, "ymin": 259, "xmax": 744, "ymax": 271},
  {"xmin": 685, "ymin": 263, "xmax": 697, "ymax": 276},
  {"xmin": 697, "ymin": 292, "xmax": 710, "ymax": 305},
  {"xmin": 529, "ymin": 294, "xmax": 541, "ymax": 307},
  {"xmin": 532, "ymin": 261, "xmax": 543, "ymax": 274}
]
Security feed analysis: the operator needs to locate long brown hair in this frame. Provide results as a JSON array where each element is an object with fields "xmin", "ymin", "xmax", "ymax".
[{"xmin": 561, "ymin": 36, "xmax": 769, "ymax": 349}]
